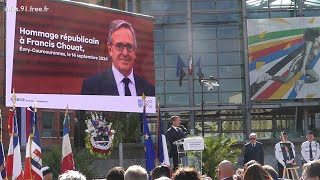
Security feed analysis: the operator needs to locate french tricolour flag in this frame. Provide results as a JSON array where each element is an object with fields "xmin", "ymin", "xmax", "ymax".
[
  {"xmin": 61, "ymin": 114, "xmax": 74, "ymax": 173},
  {"xmin": 6, "ymin": 109, "xmax": 23, "ymax": 180},
  {"xmin": 24, "ymin": 107, "xmax": 42, "ymax": 180}
]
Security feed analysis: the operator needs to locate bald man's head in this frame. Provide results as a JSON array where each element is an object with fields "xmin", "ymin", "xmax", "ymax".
[{"xmin": 217, "ymin": 160, "xmax": 234, "ymax": 179}]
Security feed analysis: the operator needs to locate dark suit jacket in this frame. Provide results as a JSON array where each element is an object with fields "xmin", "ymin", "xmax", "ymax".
[
  {"xmin": 81, "ymin": 69, "xmax": 155, "ymax": 96},
  {"xmin": 243, "ymin": 141, "xmax": 264, "ymax": 165},
  {"xmin": 165, "ymin": 126, "xmax": 186, "ymax": 158}
]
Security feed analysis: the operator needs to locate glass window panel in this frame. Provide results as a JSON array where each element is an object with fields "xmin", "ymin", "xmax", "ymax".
[
  {"xmin": 218, "ymin": 39, "xmax": 241, "ymax": 52},
  {"xmin": 165, "ymin": 54, "xmax": 188, "ymax": 67},
  {"xmin": 163, "ymin": 15, "xmax": 187, "ymax": 24},
  {"xmin": 217, "ymin": 26, "xmax": 240, "ymax": 39},
  {"xmin": 193, "ymin": 53, "xmax": 218, "ymax": 66},
  {"xmin": 222, "ymin": 133, "xmax": 245, "ymax": 141},
  {"xmin": 192, "ymin": 27, "xmax": 216, "ymax": 40},
  {"xmin": 218, "ymin": 52, "xmax": 242, "ymax": 65},
  {"xmin": 154, "ymin": 29, "xmax": 164, "ymax": 42},
  {"xmin": 270, "ymin": 11, "xmax": 296, "ymax": 18},
  {"xmin": 164, "ymin": 28, "xmax": 188, "ymax": 41},
  {"xmin": 155, "ymin": 68, "xmax": 164, "ymax": 80},
  {"xmin": 202, "ymin": 66, "xmax": 218, "ymax": 80},
  {"xmin": 165, "ymin": 41, "xmax": 188, "ymax": 54},
  {"xmin": 269, "ymin": 0, "xmax": 296, "ymax": 8},
  {"xmin": 158, "ymin": 94, "xmax": 165, "ymax": 106},
  {"xmin": 193, "ymin": 40, "xmax": 217, "ymax": 53},
  {"xmin": 155, "ymin": 54, "xmax": 164, "ymax": 67},
  {"xmin": 251, "ymin": 120, "xmax": 273, "ymax": 130},
  {"xmin": 165, "ymin": 94, "xmax": 189, "ymax": 106},
  {"xmin": 246, "ymin": 0, "xmax": 269, "ymax": 9},
  {"xmin": 304, "ymin": 0, "xmax": 320, "ymax": 8},
  {"xmin": 165, "ymin": 67, "xmax": 189, "ymax": 80},
  {"xmin": 156, "ymin": 80, "xmax": 164, "ymax": 94},
  {"xmin": 222, "ymin": 121, "xmax": 243, "ymax": 131},
  {"xmin": 192, "ymin": 1, "xmax": 216, "ymax": 11},
  {"xmin": 216, "ymin": 0, "xmax": 239, "ymax": 10},
  {"xmin": 276, "ymin": 119, "xmax": 295, "ymax": 129},
  {"xmin": 192, "ymin": 14, "xmax": 217, "ymax": 23},
  {"xmin": 219, "ymin": 79, "xmax": 243, "ymax": 91},
  {"xmin": 304, "ymin": 10, "xmax": 320, "ymax": 16},
  {"xmin": 42, "ymin": 112, "xmax": 53, "ymax": 137},
  {"xmin": 218, "ymin": 66, "xmax": 243, "ymax": 78},
  {"xmin": 141, "ymin": 1, "xmax": 164, "ymax": 12},
  {"xmin": 195, "ymin": 121, "xmax": 218, "ymax": 134},
  {"xmin": 163, "ymin": 1, "xmax": 187, "ymax": 12},
  {"xmin": 194, "ymin": 92, "xmax": 219, "ymax": 105},
  {"xmin": 216, "ymin": 13, "xmax": 240, "ymax": 23},
  {"xmin": 155, "ymin": 42, "xmax": 164, "ymax": 55},
  {"xmin": 154, "ymin": 15, "xmax": 164, "ymax": 25},
  {"xmin": 219, "ymin": 92, "xmax": 243, "ymax": 104},
  {"xmin": 256, "ymin": 132, "xmax": 273, "ymax": 140},
  {"xmin": 247, "ymin": 12, "xmax": 269, "ymax": 19},
  {"xmin": 204, "ymin": 92, "xmax": 219, "ymax": 104},
  {"xmin": 165, "ymin": 81, "xmax": 189, "ymax": 93}
]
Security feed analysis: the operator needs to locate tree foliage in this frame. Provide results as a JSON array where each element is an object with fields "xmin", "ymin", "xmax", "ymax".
[
  {"xmin": 42, "ymin": 146, "xmax": 95, "ymax": 179},
  {"xmin": 202, "ymin": 135, "xmax": 241, "ymax": 179}
]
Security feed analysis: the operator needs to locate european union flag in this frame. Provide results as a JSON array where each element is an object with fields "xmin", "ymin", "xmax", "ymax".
[
  {"xmin": 176, "ymin": 55, "xmax": 186, "ymax": 86},
  {"xmin": 143, "ymin": 105, "xmax": 155, "ymax": 176}
]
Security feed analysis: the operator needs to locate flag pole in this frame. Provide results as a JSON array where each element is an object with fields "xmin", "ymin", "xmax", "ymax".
[
  {"xmin": 155, "ymin": 97, "xmax": 160, "ymax": 166},
  {"xmin": 12, "ymin": 89, "xmax": 16, "ymax": 110},
  {"xmin": 65, "ymin": 105, "xmax": 69, "ymax": 129}
]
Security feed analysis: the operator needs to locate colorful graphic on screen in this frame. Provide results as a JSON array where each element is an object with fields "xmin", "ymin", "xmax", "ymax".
[
  {"xmin": 248, "ymin": 17, "xmax": 320, "ymax": 100},
  {"xmin": 6, "ymin": 0, "xmax": 156, "ymax": 112}
]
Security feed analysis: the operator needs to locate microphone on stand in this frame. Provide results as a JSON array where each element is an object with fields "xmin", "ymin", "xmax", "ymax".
[{"xmin": 179, "ymin": 125, "xmax": 187, "ymax": 133}]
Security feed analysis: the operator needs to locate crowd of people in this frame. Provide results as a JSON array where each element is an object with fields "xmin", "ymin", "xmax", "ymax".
[{"xmin": 102, "ymin": 159, "xmax": 320, "ymax": 180}]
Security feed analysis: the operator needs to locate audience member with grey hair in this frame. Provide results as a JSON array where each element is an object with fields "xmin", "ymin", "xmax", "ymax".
[
  {"xmin": 58, "ymin": 170, "xmax": 86, "ymax": 180},
  {"xmin": 124, "ymin": 165, "xmax": 148, "ymax": 180}
]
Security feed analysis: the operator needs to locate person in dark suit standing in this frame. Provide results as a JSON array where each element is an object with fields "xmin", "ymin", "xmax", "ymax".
[
  {"xmin": 243, "ymin": 133, "xmax": 264, "ymax": 165},
  {"xmin": 217, "ymin": 160, "xmax": 234, "ymax": 180},
  {"xmin": 81, "ymin": 19, "xmax": 155, "ymax": 96},
  {"xmin": 165, "ymin": 116, "xmax": 187, "ymax": 172}
]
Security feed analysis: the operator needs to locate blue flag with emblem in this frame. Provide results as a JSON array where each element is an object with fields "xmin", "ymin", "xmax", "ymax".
[{"xmin": 143, "ymin": 103, "xmax": 155, "ymax": 176}]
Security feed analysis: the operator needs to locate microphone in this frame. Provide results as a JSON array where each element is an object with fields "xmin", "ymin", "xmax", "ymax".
[{"xmin": 180, "ymin": 125, "xmax": 187, "ymax": 133}]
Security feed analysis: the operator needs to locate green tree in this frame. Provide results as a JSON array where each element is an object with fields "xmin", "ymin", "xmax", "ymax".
[
  {"xmin": 202, "ymin": 135, "xmax": 241, "ymax": 179},
  {"xmin": 42, "ymin": 146, "xmax": 95, "ymax": 179}
]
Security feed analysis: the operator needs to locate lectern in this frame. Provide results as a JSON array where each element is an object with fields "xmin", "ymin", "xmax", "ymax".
[{"xmin": 183, "ymin": 137, "xmax": 204, "ymax": 174}]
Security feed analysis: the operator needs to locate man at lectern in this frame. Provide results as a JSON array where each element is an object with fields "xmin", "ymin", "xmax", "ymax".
[{"xmin": 165, "ymin": 115, "xmax": 187, "ymax": 172}]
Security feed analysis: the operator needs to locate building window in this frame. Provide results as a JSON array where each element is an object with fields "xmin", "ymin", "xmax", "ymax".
[{"xmin": 42, "ymin": 112, "xmax": 54, "ymax": 137}]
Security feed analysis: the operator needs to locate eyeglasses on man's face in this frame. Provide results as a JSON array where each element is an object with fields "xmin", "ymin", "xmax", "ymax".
[{"xmin": 111, "ymin": 42, "xmax": 135, "ymax": 52}]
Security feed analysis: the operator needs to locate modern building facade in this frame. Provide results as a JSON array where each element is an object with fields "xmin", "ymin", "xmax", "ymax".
[{"xmin": 126, "ymin": 0, "xmax": 320, "ymax": 141}]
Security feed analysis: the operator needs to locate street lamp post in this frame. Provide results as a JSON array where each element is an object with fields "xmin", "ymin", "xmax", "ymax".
[{"xmin": 201, "ymin": 76, "xmax": 219, "ymax": 137}]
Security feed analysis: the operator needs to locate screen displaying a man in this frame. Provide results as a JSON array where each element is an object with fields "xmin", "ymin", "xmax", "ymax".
[
  {"xmin": 81, "ymin": 20, "xmax": 155, "ymax": 96},
  {"xmin": 165, "ymin": 116, "xmax": 187, "ymax": 172}
]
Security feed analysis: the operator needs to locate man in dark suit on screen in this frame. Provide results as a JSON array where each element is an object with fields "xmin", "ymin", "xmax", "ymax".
[
  {"xmin": 243, "ymin": 133, "xmax": 264, "ymax": 165},
  {"xmin": 165, "ymin": 116, "xmax": 187, "ymax": 172},
  {"xmin": 81, "ymin": 19, "xmax": 154, "ymax": 96}
]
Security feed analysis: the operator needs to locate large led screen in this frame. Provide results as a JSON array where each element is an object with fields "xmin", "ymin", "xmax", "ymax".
[
  {"xmin": 248, "ymin": 17, "xmax": 320, "ymax": 100},
  {"xmin": 6, "ymin": 0, "xmax": 156, "ymax": 113}
]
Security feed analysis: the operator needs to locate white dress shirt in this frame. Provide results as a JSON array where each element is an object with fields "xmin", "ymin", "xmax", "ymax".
[
  {"xmin": 301, "ymin": 140, "xmax": 320, "ymax": 162},
  {"xmin": 275, "ymin": 141, "xmax": 295, "ymax": 167},
  {"xmin": 112, "ymin": 65, "xmax": 137, "ymax": 96}
]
